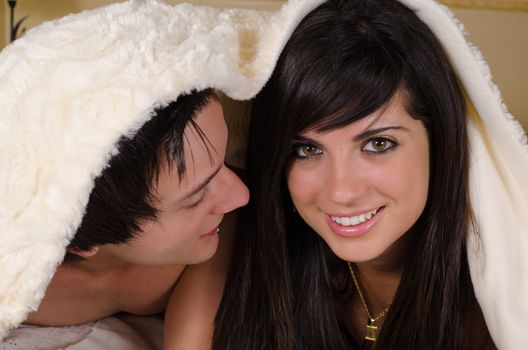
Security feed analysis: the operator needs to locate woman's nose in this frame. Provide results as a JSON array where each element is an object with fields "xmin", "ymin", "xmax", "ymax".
[{"xmin": 326, "ymin": 159, "xmax": 368, "ymax": 206}]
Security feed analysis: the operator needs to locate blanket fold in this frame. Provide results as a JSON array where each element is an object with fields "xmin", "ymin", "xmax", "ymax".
[{"xmin": 0, "ymin": 1, "xmax": 526, "ymax": 348}]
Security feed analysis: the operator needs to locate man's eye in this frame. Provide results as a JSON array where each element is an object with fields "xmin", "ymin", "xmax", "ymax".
[
  {"xmin": 293, "ymin": 144, "xmax": 323, "ymax": 159},
  {"xmin": 185, "ymin": 189, "xmax": 208, "ymax": 209},
  {"xmin": 362, "ymin": 137, "xmax": 397, "ymax": 153}
]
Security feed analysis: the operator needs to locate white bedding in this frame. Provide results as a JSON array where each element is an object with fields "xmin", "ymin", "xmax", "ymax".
[{"xmin": 1, "ymin": 315, "xmax": 163, "ymax": 350}]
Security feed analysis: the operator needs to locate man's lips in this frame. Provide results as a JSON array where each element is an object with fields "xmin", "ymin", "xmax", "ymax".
[{"xmin": 201, "ymin": 226, "xmax": 219, "ymax": 238}]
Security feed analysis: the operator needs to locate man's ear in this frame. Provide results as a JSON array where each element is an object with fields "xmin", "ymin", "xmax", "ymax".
[{"xmin": 66, "ymin": 246, "xmax": 100, "ymax": 258}]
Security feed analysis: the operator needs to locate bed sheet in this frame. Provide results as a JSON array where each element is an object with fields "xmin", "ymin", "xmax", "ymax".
[{"xmin": 0, "ymin": 314, "xmax": 163, "ymax": 350}]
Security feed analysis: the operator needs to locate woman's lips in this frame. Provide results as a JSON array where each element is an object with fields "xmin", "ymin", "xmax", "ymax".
[{"xmin": 325, "ymin": 206, "xmax": 384, "ymax": 238}]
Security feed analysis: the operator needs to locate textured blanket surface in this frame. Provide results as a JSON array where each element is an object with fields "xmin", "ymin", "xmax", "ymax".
[
  {"xmin": 1, "ymin": 315, "xmax": 162, "ymax": 350},
  {"xmin": 0, "ymin": 0, "xmax": 526, "ymax": 348}
]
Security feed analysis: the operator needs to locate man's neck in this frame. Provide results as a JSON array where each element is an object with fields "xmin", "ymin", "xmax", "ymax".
[{"xmin": 66, "ymin": 248, "xmax": 131, "ymax": 277}]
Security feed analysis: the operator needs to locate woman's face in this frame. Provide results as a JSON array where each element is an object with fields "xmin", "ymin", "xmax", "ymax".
[{"xmin": 286, "ymin": 93, "xmax": 429, "ymax": 264}]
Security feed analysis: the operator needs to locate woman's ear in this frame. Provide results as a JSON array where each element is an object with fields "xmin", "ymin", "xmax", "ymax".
[{"xmin": 66, "ymin": 246, "xmax": 100, "ymax": 258}]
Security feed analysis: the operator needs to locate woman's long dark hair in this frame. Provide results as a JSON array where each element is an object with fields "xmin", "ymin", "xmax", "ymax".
[{"xmin": 214, "ymin": 0, "xmax": 493, "ymax": 349}]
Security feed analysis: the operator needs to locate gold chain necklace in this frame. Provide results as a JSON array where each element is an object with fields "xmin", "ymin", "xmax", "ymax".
[{"xmin": 347, "ymin": 261, "xmax": 391, "ymax": 342}]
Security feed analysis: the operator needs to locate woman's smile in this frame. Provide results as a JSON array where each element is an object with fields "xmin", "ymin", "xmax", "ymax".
[
  {"xmin": 324, "ymin": 206, "xmax": 385, "ymax": 238},
  {"xmin": 287, "ymin": 92, "xmax": 430, "ymax": 264},
  {"xmin": 329, "ymin": 206, "xmax": 382, "ymax": 226}
]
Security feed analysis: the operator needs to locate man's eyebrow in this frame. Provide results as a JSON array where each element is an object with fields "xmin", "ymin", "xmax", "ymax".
[
  {"xmin": 352, "ymin": 126, "xmax": 409, "ymax": 142},
  {"xmin": 181, "ymin": 164, "xmax": 222, "ymax": 200}
]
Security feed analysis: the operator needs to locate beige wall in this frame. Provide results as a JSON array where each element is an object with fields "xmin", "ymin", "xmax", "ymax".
[
  {"xmin": 0, "ymin": 1, "xmax": 526, "ymax": 130},
  {"xmin": 451, "ymin": 8, "xmax": 528, "ymax": 130},
  {"xmin": 0, "ymin": 2, "xmax": 6, "ymax": 48},
  {"xmin": 0, "ymin": 0, "xmax": 284, "ymax": 43}
]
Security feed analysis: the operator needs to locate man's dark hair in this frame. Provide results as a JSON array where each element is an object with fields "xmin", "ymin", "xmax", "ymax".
[{"xmin": 64, "ymin": 89, "xmax": 216, "ymax": 262}]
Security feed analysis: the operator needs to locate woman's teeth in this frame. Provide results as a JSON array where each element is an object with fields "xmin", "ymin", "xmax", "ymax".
[{"xmin": 331, "ymin": 208, "xmax": 379, "ymax": 226}]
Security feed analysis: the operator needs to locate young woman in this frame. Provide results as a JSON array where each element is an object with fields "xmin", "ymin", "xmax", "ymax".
[{"xmin": 215, "ymin": 0, "xmax": 527, "ymax": 349}]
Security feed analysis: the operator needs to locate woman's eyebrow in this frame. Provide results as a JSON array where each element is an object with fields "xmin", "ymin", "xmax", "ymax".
[
  {"xmin": 353, "ymin": 126, "xmax": 409, "ymax": 142},
  {"xmin": 292, "ymin": 135, "xmax": 323, "ymax": 147}
]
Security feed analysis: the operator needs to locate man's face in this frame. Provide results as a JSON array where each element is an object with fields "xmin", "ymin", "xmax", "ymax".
[{"xmin": 104, "ymin": 99, "xmax": 249, "ymax": 265}]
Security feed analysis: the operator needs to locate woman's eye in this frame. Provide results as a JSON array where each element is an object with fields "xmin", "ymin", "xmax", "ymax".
[
  {"xmin": 293, "ymin": 144, "xmax": 323, "ymax": 159},
  {"xmin": 362, "ymin": 137, "xmax": 396, "ymax": 153}
]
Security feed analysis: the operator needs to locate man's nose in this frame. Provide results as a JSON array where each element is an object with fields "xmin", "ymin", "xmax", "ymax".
[{"xmin": 212, "ymin": 165, "xmax": 249, "ymax": 214}]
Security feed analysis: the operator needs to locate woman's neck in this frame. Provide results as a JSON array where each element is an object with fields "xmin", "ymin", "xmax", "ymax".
[
  {"xmin": 353, "ymin": 262, "xmax": 402, "ymax": 314},
  {"xmin": 352, "ymin": 232, "xmax": 410, "ymax": 314}
]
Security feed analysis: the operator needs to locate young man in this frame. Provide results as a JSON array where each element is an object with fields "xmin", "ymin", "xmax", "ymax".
[
  {"xmin": 25, "ymin": 89, "xmax": 248, "ymax": 328},
  {"xmin": 0, "ymin": 1, "xmax": 260, "ymax": 348}
]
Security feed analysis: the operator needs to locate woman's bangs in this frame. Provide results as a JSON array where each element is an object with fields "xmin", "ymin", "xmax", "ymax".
[{"xmin": 293, "ymin": 47, "xmax": 403, "ymax": 135}]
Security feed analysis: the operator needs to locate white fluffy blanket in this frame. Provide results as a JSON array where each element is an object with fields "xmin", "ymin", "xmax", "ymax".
[
  {"xmin": 2, "ymin": 315, "xmax": 162, "ymax": 350},
  {"xmin": 0, "ymin": 0, "xmax": 526, "ymax": 349}
]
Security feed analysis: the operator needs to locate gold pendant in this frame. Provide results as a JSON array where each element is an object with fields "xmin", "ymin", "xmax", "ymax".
[{"xmin": 365, "ymin": 323, "xmax": 377, "ymax": 342}]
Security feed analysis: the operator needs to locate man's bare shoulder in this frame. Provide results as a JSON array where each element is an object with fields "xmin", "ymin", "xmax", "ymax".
[
  {"xmin": 111, "ymin": 264, "xmax": 186, "ymax": 314},
  {"xmin": 26, "ymin": 262, "xmax": 186, "ymax": 326}
]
